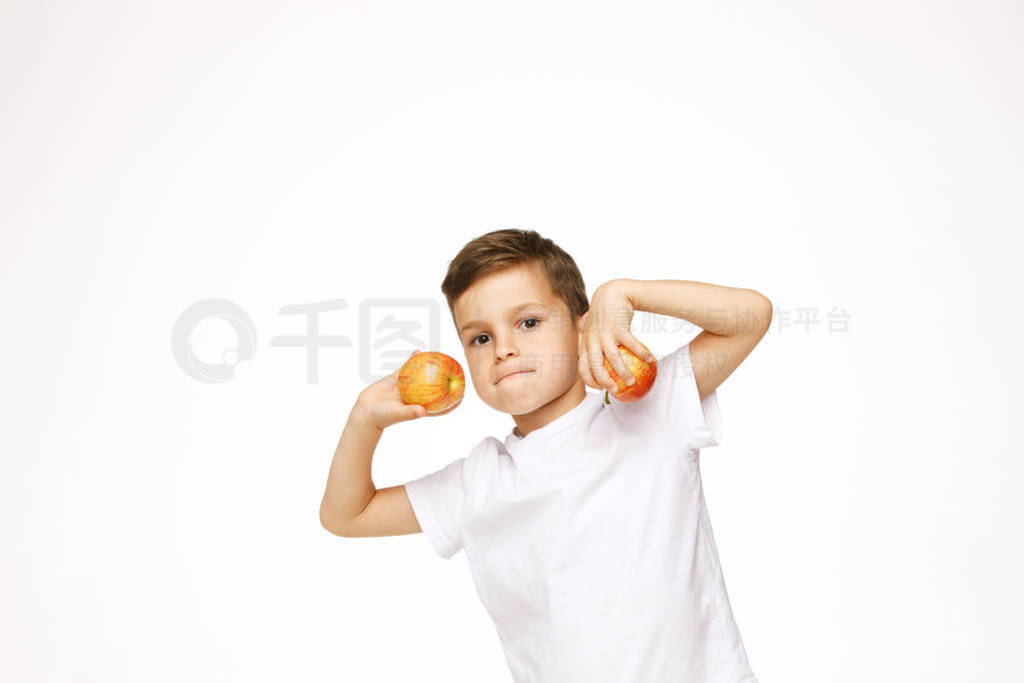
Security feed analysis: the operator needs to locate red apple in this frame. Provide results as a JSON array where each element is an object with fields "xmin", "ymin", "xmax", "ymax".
[
  {"xmin": 397, "ymin": 351, "xmax": 466, "ymax": 415},
  {"xmin": 602, "ymin": 343, "xmax": 657, "ymax": 403}
]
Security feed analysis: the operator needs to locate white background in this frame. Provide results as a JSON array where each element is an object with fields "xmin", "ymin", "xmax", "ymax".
[{"xmin": 2, "ymin": 1, "xmax": 1021, "ymax": 681}]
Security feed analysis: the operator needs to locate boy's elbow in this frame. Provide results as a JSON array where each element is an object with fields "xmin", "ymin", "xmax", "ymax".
[
  {"xmin": 748, "ymin": 290, "xmax": 773, "ymax": 329},
  {"xmin": 319, "ymin": 504, "xmax": 351, "ymax": 537}
]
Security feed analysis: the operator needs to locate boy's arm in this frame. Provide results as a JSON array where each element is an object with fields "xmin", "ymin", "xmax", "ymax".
[
  {"xmin": 318, "ymin": 403, "xmax": 383, "ymax": 534},
  {"xmin": 319, "ymin": 401, "xmax": 424, "ymax": 538},
  {"xmin": 320, "ymin": 350, "xmax": 461, "ymax": 539},
  {"xmin": 619, "ymin": 279, "xmax": 772, "ymax": 400}
]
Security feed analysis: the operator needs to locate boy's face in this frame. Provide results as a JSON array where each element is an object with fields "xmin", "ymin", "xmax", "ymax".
[{"xmin": 454, "ymin": 263, "xmax": 585, "ymax": 416}]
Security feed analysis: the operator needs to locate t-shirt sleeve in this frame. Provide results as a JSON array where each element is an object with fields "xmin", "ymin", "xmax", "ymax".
[
  {"xmin": 403, "ymin": 457, "xmax": 466, "ymax": 560},
  {"xmin": 613, "ymin": 340, "xmax": 724, "ymax": 453}
]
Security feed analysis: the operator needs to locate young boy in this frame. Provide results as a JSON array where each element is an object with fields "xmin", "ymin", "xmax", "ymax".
[{"xmin": 320, "ymin": 229, "xmax": 771, "ymax": 682}]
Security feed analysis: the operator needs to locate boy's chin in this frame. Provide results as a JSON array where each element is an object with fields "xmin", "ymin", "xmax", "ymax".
[
  {"xmin": 497, "ymin": 387, "xmax": 564, "ymax": 415},
  {"xmin": 496, "ymin": 397, "xmax": 541, "ymax": 417},
  {"xmin": 488, "ymin": 388, "xmax": 536, "ymax": 410}
]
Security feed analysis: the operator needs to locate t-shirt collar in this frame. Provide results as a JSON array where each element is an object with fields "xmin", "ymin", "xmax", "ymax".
[{"xmin": 504, "ymin": 390, "xmax": 602, "ymax": 449}]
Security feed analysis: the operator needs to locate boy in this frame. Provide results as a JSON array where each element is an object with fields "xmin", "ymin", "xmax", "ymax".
[{"xmin": 320, "ymin": 229, "xmax": 771, "ymax": 682}]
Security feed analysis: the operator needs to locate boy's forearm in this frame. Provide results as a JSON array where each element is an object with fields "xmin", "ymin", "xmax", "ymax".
[
  {"xmin": 319, "ymin": 402, "xmax": 384, "ymax": 532},
  {"xmin": 615, "ymin": 279, "xmax": 771, "ymax": 337}
]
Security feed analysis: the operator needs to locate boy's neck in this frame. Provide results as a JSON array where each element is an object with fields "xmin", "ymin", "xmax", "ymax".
[{"xmin": 511, "ymin": 378, "xmax": 587, "ymax": 439}]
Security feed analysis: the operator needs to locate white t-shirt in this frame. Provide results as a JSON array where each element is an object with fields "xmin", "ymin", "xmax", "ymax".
[{"xmin": 403, "ymin": 341, "xmax": 758, "ymax": 682}]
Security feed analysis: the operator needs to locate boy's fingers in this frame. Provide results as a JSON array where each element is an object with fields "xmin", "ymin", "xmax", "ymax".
[
  {"xmin": 578, "ymin": 352, "xmax": 596, "ymax": 390},
  {"xmin": 588, "ymin": 341, "xmax": 616, "ymax": 392},
  {"xmin": 599, "ymin": 341, "xmax": 627, "ymax": 388},
  {"xmin": 579, "ymin": 357, "xmax": 597, "ymax": 390},
  {"xmin": 610, "ymin": 345, "xmax": 631, "ymax": 383},
  {"xmin": 624, "ymin": 333, "xmax": 655, "ymax": 363}
]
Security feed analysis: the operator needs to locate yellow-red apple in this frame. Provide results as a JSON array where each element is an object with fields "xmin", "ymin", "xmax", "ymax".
[
  {"xmin": 603, "ymin": 343, "xmax": 657, "ymax": 403},
  {"xmin": 397, "ymin": 351, "xmax": 466, "ymax": 415}
]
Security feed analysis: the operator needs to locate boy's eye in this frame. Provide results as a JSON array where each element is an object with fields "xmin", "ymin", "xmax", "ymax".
[{"xmin": 469, "ymin": 317, "xmax": 541, "ymax": 346}]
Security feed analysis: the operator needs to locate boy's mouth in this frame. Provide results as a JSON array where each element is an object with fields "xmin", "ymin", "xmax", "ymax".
[{"xmin": 496, "ymin": 369, "xmax": 534, "ymax": 384}]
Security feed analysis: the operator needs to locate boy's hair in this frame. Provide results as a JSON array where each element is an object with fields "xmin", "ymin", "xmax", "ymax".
[{"xmin": 441, "ymin": 228, "xmax": 590, "ymax": 335}]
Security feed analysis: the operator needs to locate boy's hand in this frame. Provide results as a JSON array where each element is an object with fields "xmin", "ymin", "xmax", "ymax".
[
  {"xmin": 578, "ymin": 280, "xmax": 656, "ymax": 393},
  {"xmin": 356, "ymin": 350, "xmax": 458, "ymax": 430}
]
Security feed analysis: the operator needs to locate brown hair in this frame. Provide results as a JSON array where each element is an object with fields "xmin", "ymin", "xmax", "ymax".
[{"xmin": 441, "ymin": 228, "xmax": 590, "ymax": 334}]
